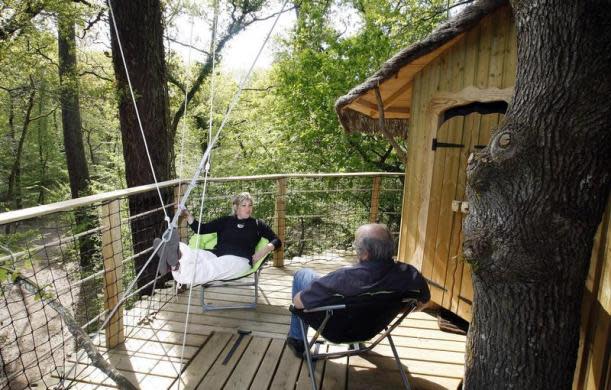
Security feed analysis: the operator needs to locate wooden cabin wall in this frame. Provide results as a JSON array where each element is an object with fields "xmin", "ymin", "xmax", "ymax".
[
  {"xmin": 397, "ymin": 5, "xmax": 516, "ymax": 293},
  {"xmin": 573, "ymin": 199, "xmax": 610, "ymax": 390}
]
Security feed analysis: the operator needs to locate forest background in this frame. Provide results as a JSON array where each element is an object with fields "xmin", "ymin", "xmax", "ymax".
[{"xmin": 0, "ymin": 0, "xmax": 457, "ymax": 215}]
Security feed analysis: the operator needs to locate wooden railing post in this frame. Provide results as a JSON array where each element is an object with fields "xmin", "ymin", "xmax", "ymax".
[
  {"xmin": 100, "ymin": 199, "xmax": 124, "ymax": 348},
  {"xmin": 174, "ymin": 183, "xmax": 189, "ymax": 241},
  {"xmin": 369, "ymin": 176, "xmax": 382, "ymax": 223},
  {"xmin": 274, "ymin": 177, "xmax": 287, "ymax": 267}
]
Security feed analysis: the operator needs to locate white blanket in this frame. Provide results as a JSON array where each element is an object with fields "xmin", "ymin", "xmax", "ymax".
[{"xmin": 172, "ymin": 243, "xmax": 250, "ymax": 285}]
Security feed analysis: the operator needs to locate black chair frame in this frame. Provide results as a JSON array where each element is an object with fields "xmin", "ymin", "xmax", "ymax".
[{"xmin": 290, "ymin": 293, "xmax": 420, "ymax": 390}]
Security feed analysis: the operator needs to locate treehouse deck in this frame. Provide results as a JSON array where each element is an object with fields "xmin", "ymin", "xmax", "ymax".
[{"xmin": 45, "ymin": 256, "xmax": 466, "ymax": 390}]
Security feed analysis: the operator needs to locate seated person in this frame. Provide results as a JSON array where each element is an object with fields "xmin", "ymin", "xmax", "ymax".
[
  {"xmin": 286, "ymin": 223, "xmax": 430, "ymax": 356},
  {"xmin": 155, "ymin": 192, "xmax": 281, "ymax": 286}
]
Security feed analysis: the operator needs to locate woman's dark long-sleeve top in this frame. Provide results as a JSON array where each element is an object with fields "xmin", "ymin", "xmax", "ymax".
[{"xmin": 189, "ymin": 216, "xmax": 281, "ymax": 262}]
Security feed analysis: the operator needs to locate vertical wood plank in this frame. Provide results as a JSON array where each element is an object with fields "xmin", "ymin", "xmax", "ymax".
[
  {"xmin": 574, "ymin": 200, "xmax": 610, "ymax": 389},
  {"xmin": 274, "ymin": 178, "xmax": 287, "ymax": 267},
  {"xmin": 475, "ymin": 14, "xmax": 493, "ymax": 90},
  {"xmin": 502, "ymin": 7, "xmax": 517, "ymax": 88},
  {"xmin": 369, "ymin": 176, "xmax": 382, "ymax": 223},
  {"xmin": 100, "ymin": 199, "xmax": 125, "ymax": 348},
  {"xmin": 174, "ymin": 183, "xmax": 189, "ymax": 241}
]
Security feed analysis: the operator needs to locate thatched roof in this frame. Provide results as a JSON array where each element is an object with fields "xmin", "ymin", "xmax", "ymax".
[{"xmin": 335, "ymin": 0, "xmax": 508, "ymax": 136}]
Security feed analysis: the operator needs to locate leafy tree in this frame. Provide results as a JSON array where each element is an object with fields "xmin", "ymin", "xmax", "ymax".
[{"xmin": 268, "ymin": 0, "xmax": 448, "ymax": 173}]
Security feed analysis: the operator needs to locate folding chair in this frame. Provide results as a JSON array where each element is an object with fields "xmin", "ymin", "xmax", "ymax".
[
  {"xmin": 188, "ymin": 233, "xmax": 271, "ymax": 311},
  {"xmin": 289, "ymin": 290, "xmax": 421, "ymax": 390}
]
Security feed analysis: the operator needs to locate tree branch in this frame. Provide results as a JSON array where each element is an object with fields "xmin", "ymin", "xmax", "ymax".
[
  {"xmin": 166, "ymin": 36, "xmax": 209, "ymax": 56},
  {"xmin": 374, "ymin": 86, "xmax": 407, "ymax": 162},
  {"xmin": 1, "ymin": 266, "xmax": 137, "ymax": 390},
  {"xmin": 0, "ymin": 1, "xmax": 45, "ymax": 41},
  {"xmin": 79, "ymin": 9, "xmax": 106, "ymax": 39},
  {"xmin": 79, "ymin": 70, "xmax": 113, "ymax": 83},
  {"xmin": 345, "ymin": 136, "xmax": 401, "ymax": 172}
]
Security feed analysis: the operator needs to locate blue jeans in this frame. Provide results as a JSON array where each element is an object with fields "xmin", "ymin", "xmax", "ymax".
[{"xmin": 288, "ymin": 268, "xmax": 320, "ymax": 340}]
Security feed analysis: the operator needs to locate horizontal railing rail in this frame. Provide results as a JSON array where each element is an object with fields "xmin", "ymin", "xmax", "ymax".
[{"xmin": 0, "ymin": 172, "xmax": 402, "ymax": 225}]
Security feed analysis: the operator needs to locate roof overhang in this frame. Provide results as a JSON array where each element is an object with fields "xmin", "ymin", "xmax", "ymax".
[{"xmin": 335, "ymin": 0, "xmax": 508, "ymax": 137}]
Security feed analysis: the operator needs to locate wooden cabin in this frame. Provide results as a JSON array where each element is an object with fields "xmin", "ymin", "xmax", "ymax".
[{"xmin": 335, "ymin": 0, "xmax": 610, "ymax": 389}]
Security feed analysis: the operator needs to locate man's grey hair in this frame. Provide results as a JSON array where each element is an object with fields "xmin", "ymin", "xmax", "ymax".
[
  {"xmin": 231, "ymin": 192, "xmax": 254, "ymax": 214},
  {"xmin": 354, "ymin": 224, "xmax": 395, "ymax": 261}
]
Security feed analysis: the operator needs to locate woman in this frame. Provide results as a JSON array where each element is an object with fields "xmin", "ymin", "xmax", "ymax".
[{"xmin": 159, "ymin": 192, "xmax": 281, "ymax": 286}]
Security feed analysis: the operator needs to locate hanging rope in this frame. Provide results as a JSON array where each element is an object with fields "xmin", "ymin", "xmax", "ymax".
[{"xmin": 174, "ymin": 1, "xmax": 290, "ymax": 387}]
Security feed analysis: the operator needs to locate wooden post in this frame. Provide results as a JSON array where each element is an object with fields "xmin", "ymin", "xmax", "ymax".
[
  {"xmin": 369, "ymin": 176, "xmax": 382, "ymax": 223},
  {"xmin": 100, "ymin": 199, "xmax": 124, "ymax": 348},
  {"xmin": 174, "ymin": 183, "xmax": 189, "ymax": 241},
  {"xmin": 274, "ymin": 178, "xmax": 287, "ymax": 267}
]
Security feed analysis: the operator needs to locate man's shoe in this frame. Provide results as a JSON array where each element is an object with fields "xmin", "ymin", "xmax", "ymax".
[{"xmin": 286, "ymin": 337, "xmax": 305, "ymax": 358}]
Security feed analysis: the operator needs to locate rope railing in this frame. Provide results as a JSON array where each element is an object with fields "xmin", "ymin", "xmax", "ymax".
[{"xmin": 0, "ymin": 172, "xmax": 403, "ymax": 389}]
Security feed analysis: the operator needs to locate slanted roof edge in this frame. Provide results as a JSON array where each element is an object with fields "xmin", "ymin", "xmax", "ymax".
[{"xmin": 335, "ymin": 0, "xmax": 508, "ymax": 134}]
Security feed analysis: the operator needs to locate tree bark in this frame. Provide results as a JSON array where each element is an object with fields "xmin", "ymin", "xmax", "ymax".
[
  {"xmin": 463, "ymin": 1, "xmax": 611, "ymax": 389},
  {"xmin": 109, "ymin": 0, "xmax": 173, "ymax": 293},
  {"xmin": 58, "ymin": 10, "xmax": 99, "ymax": 273}
]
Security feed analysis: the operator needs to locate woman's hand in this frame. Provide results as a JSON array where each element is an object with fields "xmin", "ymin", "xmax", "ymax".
[
  {"xmin": 179, "ymin": 206, "xmax": 194, "ymax": 224},
  {"xmin": 252, "ymin": 243, "xmax": 275, "ymax": 263}
]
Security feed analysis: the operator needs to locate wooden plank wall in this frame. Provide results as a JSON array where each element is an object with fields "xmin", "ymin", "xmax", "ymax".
[
  {"xmin": 573, "ymin": 199, "xmax": 610, "ymax": 390},
  {"xmin": 397, "ymin": 6, "xmax": 516, "ymax": 269}
]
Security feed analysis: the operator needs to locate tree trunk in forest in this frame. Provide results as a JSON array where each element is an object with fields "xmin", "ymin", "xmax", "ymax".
[
  {"xmin": 109, "ymin": 0, "xmax": 173, "ymax": 294},
  {"xmin": 58, "ymin": 11, "xmax": 99, "ymax": 272},
  {"xmin": 7, "ymin": 80, "xmax": 36, "ymax": 212},
  {"xmin": 463, "ymin": 1, "xmax": 611, "ymax": 389},
  {"xmin": 36, "ymin": 80, "xmax": 49, "ymax": 204}
]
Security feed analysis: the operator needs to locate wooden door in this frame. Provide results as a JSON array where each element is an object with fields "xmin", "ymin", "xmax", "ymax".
[{"xmin": 422, "ymin": 112, "xmax": 502, "ymax": 321}]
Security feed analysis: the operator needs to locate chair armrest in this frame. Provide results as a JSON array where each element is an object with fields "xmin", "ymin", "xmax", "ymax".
[{"xmin": 289, "ymin": 304, "xmax": 347, "ymax": 314}]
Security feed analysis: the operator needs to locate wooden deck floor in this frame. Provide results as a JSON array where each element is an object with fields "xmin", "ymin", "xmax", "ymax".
[{"xmin": 49, "ymin": 257, "xmax": 466, "ymax": 389}]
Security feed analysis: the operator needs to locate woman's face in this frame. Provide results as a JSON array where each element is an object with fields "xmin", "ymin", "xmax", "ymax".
[{"xmin": 236, "ymin": 200, "xmax": 253, "ymax": 219}]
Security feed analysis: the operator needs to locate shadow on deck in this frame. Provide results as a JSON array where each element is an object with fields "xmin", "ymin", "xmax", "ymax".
[{"xmin": 50, "ymin": 258, "xmax": 466, "ymax": 389}]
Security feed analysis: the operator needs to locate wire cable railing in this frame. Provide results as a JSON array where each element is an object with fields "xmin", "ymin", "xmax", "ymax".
[{"xmin": 0, "ymin": 172, "xmax": 403, "ymax": 389}]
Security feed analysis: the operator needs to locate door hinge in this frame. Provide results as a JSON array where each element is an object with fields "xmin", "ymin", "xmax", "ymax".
[{"xmin": 432, "ymin": 138, "xmax": 464, "ymax": 151}]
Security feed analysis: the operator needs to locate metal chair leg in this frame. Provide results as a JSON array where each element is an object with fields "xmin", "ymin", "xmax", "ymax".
[
  {"xmin": 387, "ymin": 332, "xmax": 411, "ymax": 390},
  {"xmin": 299, "ymin": 319, "xmax": 317, "ymax": 390},
  {"xmin": 254, "ymin": 271, "xmax": 259, "ymax": 305},
  {"xmin": 200, "ymin": 285, "xmax": 205, "ymax": 312}
]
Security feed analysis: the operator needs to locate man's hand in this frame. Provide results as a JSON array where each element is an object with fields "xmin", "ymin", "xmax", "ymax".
[{"xmin": 293, "ymin": 292, "xmax": 304, "ymax": 309}]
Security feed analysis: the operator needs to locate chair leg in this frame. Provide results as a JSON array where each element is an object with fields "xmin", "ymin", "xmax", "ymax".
[
  {"xmin": 299, "ymin": 319, "xmax": 318, "ymax": 390},
  {"xmin": 254, "ymin": 272, "xmax": 259, "ymax": 306},
  {"xmin": 200, "ymin": 285, "xmax": 206, "ymax": 312},
  {"xmin": 387, "ymin": 333, "xmax": 411, "ymax": 390}
]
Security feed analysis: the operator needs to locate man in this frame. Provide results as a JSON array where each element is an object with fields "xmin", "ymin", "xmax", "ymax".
[{"xmin": 286, "ymin": 223, "xmax": 431, "ymax": 356}]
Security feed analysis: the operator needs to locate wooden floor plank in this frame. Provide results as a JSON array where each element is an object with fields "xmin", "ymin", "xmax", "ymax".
[
  {"xmin": 196, "ymin": 334, "xmax": 253, "ymax": 389},
  {"xmin": 169, "ymin": 332, "xmax": 232, "ymax": 390},
  {"xmin": 268, "ymin": 341, "xmax": 303, "ymax": 390},
  {"xmin": 320, "ymin": 344, "xmax": 348, "ymax": 390},
  {"xmin": 249, "ymin": 338, "xmax": 285, "ymax": 390},
  {"xmin": 224, "ymin": 336, "xmax": 271, "ymax": 389},
  {"xmin": 295, "ymin": 343, "xmax": 326, "ymax": 390}
]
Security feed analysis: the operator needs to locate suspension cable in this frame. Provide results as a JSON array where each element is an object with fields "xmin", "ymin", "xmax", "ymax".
[{"xmin": 174, "ymin": 1, "xmax": 290, "ymax": 387}]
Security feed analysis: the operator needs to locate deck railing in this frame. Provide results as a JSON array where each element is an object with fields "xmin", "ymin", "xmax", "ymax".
[{"xmin": 0, "ymin": 172, "xmax": 403, "ymax": 389}]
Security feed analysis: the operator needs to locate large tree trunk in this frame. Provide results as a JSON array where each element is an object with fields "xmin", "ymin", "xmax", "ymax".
[
  {"xmin": 109, "ymin": 0, "xmax": 173, "ymax": 294},
  {"xmin": 58, "ymin": 11, "xmax": 99, "ymax": 273},
  {"xmin": 463, "ymin": 1, "xmax": 611, "ymax": 389}
]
